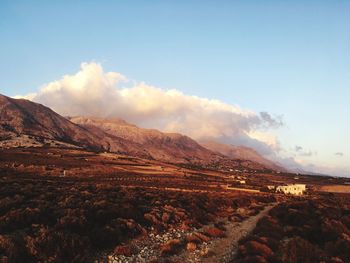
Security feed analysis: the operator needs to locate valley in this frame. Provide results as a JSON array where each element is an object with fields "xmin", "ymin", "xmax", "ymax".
[{"xmin": 1, "ymin": 147, "xmax": 350, "ymax": 263}]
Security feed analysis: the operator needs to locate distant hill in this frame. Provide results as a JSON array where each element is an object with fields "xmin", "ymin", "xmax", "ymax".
[{"xmin": 200, "ymin": 140, "xmax": 286, "ymax": 172}]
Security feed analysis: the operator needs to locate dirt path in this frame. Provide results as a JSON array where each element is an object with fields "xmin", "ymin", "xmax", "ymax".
[
  {"xmin": 100, "ymin": 203, "xmax": 277, "ymax": 263},
  {"xmin": 202, "ymin": 203, "xmax": 277, "ymax": 263}
]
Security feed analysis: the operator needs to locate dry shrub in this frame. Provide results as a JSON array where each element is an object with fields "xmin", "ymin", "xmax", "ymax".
[
  {"xmin": 0, "ymin": 234, "xmax": 32, "ymax": 263},
  {"xmin": 279, "ymin": 236, "xmax": 324, "ymax": 263},
  {"xmin": 325, "ymin": 235, "xmax": 350, "ymax": 262},
  {"xmin": 254, "ymin": 216, "xmax": 284, "ymax": 240},
  {"xmin": 25, "ymin": 227, "xmax": 91, "ymax": 263}
]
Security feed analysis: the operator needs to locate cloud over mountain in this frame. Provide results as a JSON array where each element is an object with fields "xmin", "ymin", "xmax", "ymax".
[{"xmin": 17, "ymin": 62, "xmax": 283, "ymax": 157}]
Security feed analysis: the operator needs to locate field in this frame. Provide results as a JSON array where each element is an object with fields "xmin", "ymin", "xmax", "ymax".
[
  {"xmin": 0, "ymin": 147, "xmax": 350, "ymax": 263},
  {"xmin": 318, "ymin": 185, "xmax": 350, "ymax": 194}
]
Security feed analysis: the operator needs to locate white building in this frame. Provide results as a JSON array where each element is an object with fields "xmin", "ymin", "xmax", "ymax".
[{"xmin": 276, "ymin": 184, "xmax": 306, "ymax": 195}]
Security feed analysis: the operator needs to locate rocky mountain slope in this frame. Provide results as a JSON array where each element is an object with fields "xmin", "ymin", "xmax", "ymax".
[
  {"xmin": 0, "ymin": 94, "xmax": 284, "ymax": 170},
  {"xmin": 69, "ymin": 117, "xmax": 221, "ymax": 164}
]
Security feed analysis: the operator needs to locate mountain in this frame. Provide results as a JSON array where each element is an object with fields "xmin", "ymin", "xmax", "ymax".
[
  {"xmin": 0, "ymin": 94, "xmax": 283, "ymax": 170},
  {"xmin": 0, "ymin": 94, "xmax": 149, "ymax": 157},
  {"xmin": 69, "ymin": 117, "xmax": 221, "ymax": 164},
  {"xmin": 200, "ymin": 140, "xmax": 285, "ymax": 172},
  {"xmin": 0, "ymin": 94, "xmax": 103, "ymax": 149},
  {"xmin": 0, "ymin": 95, "xmax": 219, "ymax": 164}
]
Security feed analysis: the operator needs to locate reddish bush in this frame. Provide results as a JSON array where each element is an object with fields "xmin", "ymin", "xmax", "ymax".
[
  {"xmin": 0, "ymin": 234, "xmax": 32, "ymax": 263},
  {"xmin": 25, "ymin": 227, "xmax": 91, "ymax": 262},
  {"xmin": 203, "ymin": 227, "xmax": 226, "ymax": 238}
]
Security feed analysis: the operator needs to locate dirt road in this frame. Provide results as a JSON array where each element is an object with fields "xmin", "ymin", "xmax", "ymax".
[{"xmin": 202, "ymin": 203, "xmax": 277, "ymax": 263}]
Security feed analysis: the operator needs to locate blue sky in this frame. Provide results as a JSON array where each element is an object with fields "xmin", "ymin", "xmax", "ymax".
[{"xmin": 1, "ymin": 1, "xmax": 349, "ymax": 175}]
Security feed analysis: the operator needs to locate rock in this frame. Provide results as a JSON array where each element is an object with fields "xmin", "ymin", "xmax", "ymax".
[
  {"xmin": 186, "ymin": 242, "xmax": 197, "ymax": 251},
  {"xmin": 160, "ymin": 239, "xmax": 183, "ymax": 256},
  {"xmin": 203, "ymin": 227, "xmax": 225, "ymax": 238},
  {"xmin": 193, "ymin": 232, "xmax": 211, "ymax": 242},
  {"xmin": 114, "ymin": 245, "xmax": 132, "ymax": 257},
  {"xmin": 186, "ymin": 234, "xmax": 202, "ymax": 244}
]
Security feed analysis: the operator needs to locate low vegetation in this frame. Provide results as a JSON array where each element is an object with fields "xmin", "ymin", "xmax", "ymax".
[
  {"xmin": 235, "ymin": 194, "xmax": 350, "ymax": 263},
  {"xmin": 0, "ymin": 173, "xmax": 274, "ymax": 262}
]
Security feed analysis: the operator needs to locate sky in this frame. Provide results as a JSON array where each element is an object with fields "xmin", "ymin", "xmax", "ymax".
[{"xmin": 0, "ymin": 1, "xmax": 349, "ymax": 176}]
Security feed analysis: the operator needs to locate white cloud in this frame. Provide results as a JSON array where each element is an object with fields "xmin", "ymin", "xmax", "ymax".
[{"xmin": 17, "ymin": 62, "xmax": 283, "ymax": 157}]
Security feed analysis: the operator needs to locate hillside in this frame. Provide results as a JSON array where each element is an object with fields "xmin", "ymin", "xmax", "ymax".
[
  {"xmin": 200, "ymin": 140, "xmax": 285, "ymax": 172},
  {"xmin": 0, "ymin": 94, "xmax": 150, "ymax": 157},
  {"xmin": 69, "ymin": 117, "xmax": 221, "ymax": 164}
]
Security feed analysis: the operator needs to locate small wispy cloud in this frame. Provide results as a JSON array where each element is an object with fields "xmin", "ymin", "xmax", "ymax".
[
  {"xmin": 294, "ymin": 145, "xmax": 303, "ymax": 152},
  {"xmin": 259, "ymin": 112, "xmax": 284, "ymax": 129},
  {"xmin": 335, "ymin": 152, "xmax": 344, "ymax": 157},
  {"xmin": 293, "ymin": 145, "xmax": 315, "ymax": 157}
]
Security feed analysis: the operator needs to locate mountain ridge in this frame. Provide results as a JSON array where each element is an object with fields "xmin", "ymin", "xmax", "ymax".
[{"xmin": 0, "ymin": 94, "xmax": 284, "ymax": 171}]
